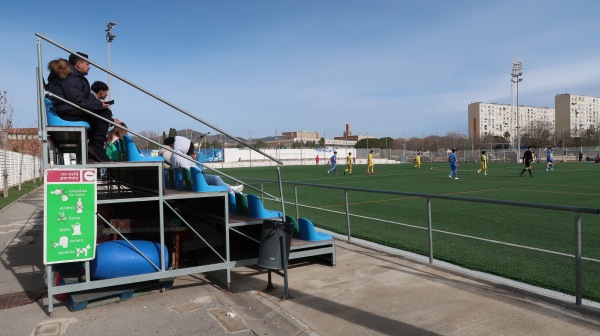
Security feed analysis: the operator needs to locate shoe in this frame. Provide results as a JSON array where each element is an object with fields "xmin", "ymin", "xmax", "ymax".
[
  {"xmin": 449, "ymin": 175, "xmax": 453, "ymax": 179},
  {"xmin": 88, "ymin": 146, "xmax": 113, "ymax": 162},
  {"xmin": 454, "ymin": 177, "xmax": 459, "ymax": 180},
  {"xmin": 327, "ymin": 171, "xmax": 330, "ymax": 174},
  {"xmin": 477, "ymin": 171, "xmax": 480, "ymax": 175},
  {"xmin": 519, "ymin": 173, "xmax": 523, "ymax": 177},
  {"xmin": 484, "ymin": 174, "xmax": 487, "ymax": 176}
]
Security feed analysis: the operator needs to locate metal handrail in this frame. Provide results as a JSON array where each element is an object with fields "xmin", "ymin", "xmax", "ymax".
[
  {"xmin": 35, "ymin": 32, "xmax": 282, "ymax": 165},
  {"xmin": 239, "ymin": 176, "xmax": 599, "ymax": 306}
]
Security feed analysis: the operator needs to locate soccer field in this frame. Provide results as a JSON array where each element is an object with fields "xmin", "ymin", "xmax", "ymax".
[{"xmin": 221, "ymin": 161, "xmax": 600, "ymax": 303}]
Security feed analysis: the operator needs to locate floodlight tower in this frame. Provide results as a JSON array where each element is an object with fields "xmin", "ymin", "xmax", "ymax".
[
  {"xmin": 511, "ymin": 60, "xmax": 523, "ymax": 159},
  {"xmin": 105, "ymin": 22, "xmax": 117, "ymax": 99}
]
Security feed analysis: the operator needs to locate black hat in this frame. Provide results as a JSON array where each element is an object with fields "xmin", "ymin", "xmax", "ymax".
[
  {"xmin": 68, "ymin": 52, "xmax": 89, "ymax": 65},
  {"xmin": 163, "ymin": 137, "xmax": 175, "ymax": 146}
]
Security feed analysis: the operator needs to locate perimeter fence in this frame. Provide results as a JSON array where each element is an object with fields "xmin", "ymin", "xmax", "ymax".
[
  {"xmin": 245, "ymin": 177, "xmax": 600, "ymax": 307},
  {"xmin": 0, "ymin": 150, "xmax": 43, "ymax": 189}
]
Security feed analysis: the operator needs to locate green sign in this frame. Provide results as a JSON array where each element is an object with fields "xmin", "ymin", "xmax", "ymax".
[{"xmin": 44, "ymin": 169, "xmax": 97, "ymax": 264}]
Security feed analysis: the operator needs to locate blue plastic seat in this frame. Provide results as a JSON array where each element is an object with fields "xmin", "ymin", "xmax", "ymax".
[
  {"xmin": 247, "ymin": 194, "xmax": 282, "ymax": 219},
  {"xmin": 228, "ymin": 192, "xmax": 237, "ymax": 214},
  {"xmin": 190, "ymin": 167, "xmax": 229, "ymax": 193},
  {"xmin": 298, "ymin": 217, "xmax": 333, "ymax": 241},
  {"xmin": 122, "ymin": 135, "xmax": 164, "ymax": 162},
  {"xmin": 173, "ymin": 168, "xmax": 183, "ymax": 190},
  {"xmin": 45, "ymin": 98, "xmax": 90, "ymax": 128}
]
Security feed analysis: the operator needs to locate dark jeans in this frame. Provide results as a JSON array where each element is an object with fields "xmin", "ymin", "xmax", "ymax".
[{"xmin": 60, "ymin": 108, "xmax": 113, "ymax": 150}]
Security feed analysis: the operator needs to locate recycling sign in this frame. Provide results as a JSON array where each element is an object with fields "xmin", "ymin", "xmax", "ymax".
[{"xmin": 44, "ymin": 169, "xmax": 97, "ymax": 264}]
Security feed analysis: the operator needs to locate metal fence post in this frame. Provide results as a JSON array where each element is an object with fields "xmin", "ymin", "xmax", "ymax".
[
  {"xmin": 427, "ymin": 197, "xmax": 433, "ymax": 264},
  {"xmin": 294, "ymin": 185, "xmax": 299, "ymax": 220},
  {"xmin": 345, "ymin": 190, "xmax": 351, "ymax": 241},
  {"xmin": 260, "ymin": 182, "xmax": 264, "ymax": 203},
  {"xmin": 575, "ymin": 212, "xmax": 582, "ymax": 305}
]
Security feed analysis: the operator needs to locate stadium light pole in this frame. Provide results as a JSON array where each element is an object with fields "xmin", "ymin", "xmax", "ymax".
[
  {"xmin": 511, "ymin": 60, "xmax": 523, "ymax": 158},
  {"xmin": 105, "ymin": 22, "xmax": 117, "ymax": 100}
]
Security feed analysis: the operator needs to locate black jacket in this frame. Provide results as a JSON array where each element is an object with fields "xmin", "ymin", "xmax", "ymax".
[{"xmin": 45, "ymin": 59, "xmax": 109, "ymax": 120}]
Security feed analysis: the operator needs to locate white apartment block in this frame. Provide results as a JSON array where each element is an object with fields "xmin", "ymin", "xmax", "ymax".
[
  {"xmin": 555, "ymin": 93, "xmax": 600, "ymax": 137},
  {"xmin": 468, "ymin": 102, "xmax": 554, "ymax": 142}
]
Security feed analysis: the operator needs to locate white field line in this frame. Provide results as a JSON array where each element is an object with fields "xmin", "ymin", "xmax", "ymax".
[{"xmin": 263, "ymin": 197, "xmax": 600, "ymax": 264}]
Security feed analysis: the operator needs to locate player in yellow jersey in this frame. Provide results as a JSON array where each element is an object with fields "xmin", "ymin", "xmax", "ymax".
[
  {"xmin": 476, "ymin": 150, "xmax": 487, "ymax": 175},
  {"xmin": 344, "ymin": 152, "xmax": 353, "ymax": 175},
  {"xmin": 367, "ymin": 150, "xmax": 375, "ymax": 174},
  {"xmin": 414, "ymin": 152, "xmax": 421, "ymax": 170}
]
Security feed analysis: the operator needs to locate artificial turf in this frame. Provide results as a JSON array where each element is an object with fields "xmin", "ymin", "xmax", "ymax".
[{"xmin": 220, "ymin": 160, "xmax": 600, "ymax": 302}]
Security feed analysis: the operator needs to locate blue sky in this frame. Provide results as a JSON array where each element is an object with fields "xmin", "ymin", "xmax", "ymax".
[{"xmin": 3, "ymin": 0, "xmax": 600, "ymax": 139}]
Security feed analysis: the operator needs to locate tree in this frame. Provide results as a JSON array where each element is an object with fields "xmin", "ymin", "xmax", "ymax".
[
  {"xmin": 521, "ymin": 121, "xmax": 553, "ymax": 149},
  {"xmin": 319, "ymin": 137, "xmax": 325, "ymax": 148},
  {"xmin": 168, "ymin": 128, "xmax": 177, "ymax": 137},
  {"xmin": 253, "ymin": 139, "xmax": 267, "ymax": 149},
  {"xmin": 0, "ymin": 90, "xmax": 14, "ymax": 197}
]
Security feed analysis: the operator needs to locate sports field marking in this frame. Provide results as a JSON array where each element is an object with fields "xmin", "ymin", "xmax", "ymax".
[{"xmin": 276, "ymin": 198, "xmax": 600, "ymax": 264}]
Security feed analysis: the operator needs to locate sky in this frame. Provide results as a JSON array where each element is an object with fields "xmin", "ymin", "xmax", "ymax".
[{"xmin": 2, "ymin": 0, "xmax": 600, "ymax": 140}]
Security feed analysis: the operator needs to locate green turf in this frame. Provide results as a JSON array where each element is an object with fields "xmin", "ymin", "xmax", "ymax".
[
  {"xmin": 221, "ymin": 161, "xmax": 600, "ymax": 302},
  {"xmin": 0, "ymin": 180, "xmax": 44, "ymax": 210}
]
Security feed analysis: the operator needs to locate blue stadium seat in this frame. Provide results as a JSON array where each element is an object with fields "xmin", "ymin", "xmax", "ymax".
[
  {"xmin": 190, "ymin": 167, "xmax": 229, "ymax": 193},
  {"xmin": 298, "ymin": 217, "xmax": 333, "ymax": 241},
  {"xmin": 45, "ymin": 98, "xmax": 90, "ymax": 128},
  {"xmin": 228, "ymin": 192, "xmax": 237, "ymax": 214},
  {"xmin": 122, "ymin": 135, "xmax": 164, "ymax": 162},
  {"xmin": 247, "ymin": 194, "xmax": 282, "ymax": 219}
]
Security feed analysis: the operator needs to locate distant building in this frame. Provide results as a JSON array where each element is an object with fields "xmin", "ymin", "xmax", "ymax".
[
  {"xmin": 264, "ymin": 131, "xmax": 320, "ymax": 148},
  {"xmin": 468, "ymin": 102, "xmax": 554, "ymax": 143},
  {"xmin": 555, "ymin": 93, "xmax": 600, "ymax": 137},
  {"xmin": 3, "ymin": 128, "xmax": 41, "ymax": 156}
]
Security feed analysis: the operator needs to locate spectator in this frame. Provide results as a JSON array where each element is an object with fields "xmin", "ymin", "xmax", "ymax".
[{"xmin": 45, "ymin": 53, "xmax": 118, "ymax": 162}]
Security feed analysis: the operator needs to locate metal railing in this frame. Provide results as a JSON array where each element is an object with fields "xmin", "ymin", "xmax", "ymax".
[
  {"xmin": 247, "ymin": 178, "xmax": 599, "ymax": 306},
  {"xmin": 35, "ymin": 33, "xmax": 290, "ymax": 312}
]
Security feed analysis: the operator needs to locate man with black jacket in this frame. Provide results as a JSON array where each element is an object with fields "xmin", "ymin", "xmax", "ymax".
[
  {"xmin": 520, "ymin": 146, "xmax": 534, "ymax": 177},
  {"xmin": 46, "ymin": 52, "xmax": 118, "ymax": 162}
]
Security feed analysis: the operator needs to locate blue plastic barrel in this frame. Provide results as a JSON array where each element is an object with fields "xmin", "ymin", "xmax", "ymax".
[{"xmin": 91, "ymin": 240, "xmax": 169, "ymax": 280}]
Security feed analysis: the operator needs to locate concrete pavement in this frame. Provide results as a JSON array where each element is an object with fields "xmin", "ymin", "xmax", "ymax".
[{"xmin": 1, "ymin": 187, "xmax": 600, "ymax": 335}]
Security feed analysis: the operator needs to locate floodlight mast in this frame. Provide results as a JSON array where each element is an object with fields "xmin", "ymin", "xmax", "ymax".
[
  {"xmin": 105, "ymin": 22, "xmax": 117, "ymax": 99},
  {"xmin": 511, "ymin": 60, "xmax": 523, "ymax": 160}
]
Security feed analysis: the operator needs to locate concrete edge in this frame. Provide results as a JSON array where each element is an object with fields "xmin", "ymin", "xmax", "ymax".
[{"xmin": 323, "ymin": 229, "xmax": 600, "ymax": 320}]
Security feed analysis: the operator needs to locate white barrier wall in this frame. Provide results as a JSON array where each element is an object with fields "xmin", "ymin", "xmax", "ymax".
[
  {"xmin": 205, "ymin": 148, "xmax": 395, "ymax": 168},
  {"xmin": 0, "ymin": 150, "xmax": 42, "ymax": 189}
]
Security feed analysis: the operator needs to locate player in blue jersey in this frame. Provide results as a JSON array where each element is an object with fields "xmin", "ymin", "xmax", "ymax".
[
  {"xmin": 327, "ymin": 151, "xmax": 338, "ymax": 174},
  {"xmin": 448, "ymin": 149, "xmax": 459, "ymax": 179},
  {"xmin": 545, "ymin": 146, "xmax": 554, "ymax": 171}
]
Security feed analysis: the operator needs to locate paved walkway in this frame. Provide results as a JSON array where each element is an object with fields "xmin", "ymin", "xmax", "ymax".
[{"xmin": 1, "ymin": 187, "xmax": 600, "ymax": 335}]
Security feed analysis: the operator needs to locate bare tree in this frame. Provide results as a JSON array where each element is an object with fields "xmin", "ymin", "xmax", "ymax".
[
  {"xmin": 520, "ymin": 121, "xmax": 553, "ymax": 149},
  {"xmin": 0, "ymin": 91, "xmax": 14, "ymax": 197}
]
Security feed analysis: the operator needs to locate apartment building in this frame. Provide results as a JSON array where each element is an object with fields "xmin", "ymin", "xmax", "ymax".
[
  {"xmin": 468, "ymin": 102, "xmax": 554, "ymax": 142},
  {"xmin": 555, "ymin": 93, "xmax": 600, "ymax": 136}
]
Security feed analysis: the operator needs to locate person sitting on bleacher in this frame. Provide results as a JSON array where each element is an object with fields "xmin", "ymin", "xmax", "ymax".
[
  {"xmin": 104, "ymin": 122, "xmax": 128, "ymax": 162},
  {"xmin": 163, "ymin": 136, "xmax": 243, "ymax": 193},
  {"xmin": 45, "ymin": 52, "xmax": 119, "ymax": 162}
]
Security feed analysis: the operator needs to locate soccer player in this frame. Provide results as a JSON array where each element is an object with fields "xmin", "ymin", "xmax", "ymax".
[
  {"xmin": 367, "ymin": 150, "xmax": 375, "ymax": 174},
  {"xmin": 344, "ymin": 152, "xmax": 353, "ymax": 175},
  {"xmin": 414, "ymin": 152, "xmax": 421, "ymax": 170},
  {"xmin": 520, "ymin": 146, "xmax": 534, "ymax": 177},
  {"xmin": 448, "ymin": 148, "xmax": 459, "ymax": 179},
  {"xmin": 327, "ymin": 151, "xmax": 337, "ymax": 174},
  {"xmin": 476, "ymin": 150, "xmax": 487, "ymax": 175},
  {"xmin": 545, "ymin": 146, "xmax": 554, "ymax": 171}
]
